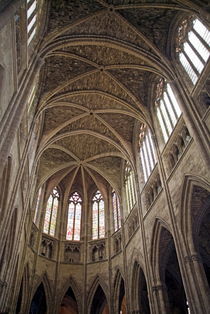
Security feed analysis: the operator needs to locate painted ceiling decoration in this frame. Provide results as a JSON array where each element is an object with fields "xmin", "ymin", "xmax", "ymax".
[{"xmin": 35, "ymin": 0, "xmax": 207, "ymax": 195}]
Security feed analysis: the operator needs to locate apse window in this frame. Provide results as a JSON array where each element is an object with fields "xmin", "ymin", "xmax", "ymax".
[
  {"xmin": 124, "ymin": 163, "xmax": 136, "ymax": 213},
  {"xmin": 33, "ymin": 187, "xmax": 42, "ymax": 224},
  {"xmin": 156, "ymin": 79, "xmax": 181, "ymax": 143},
  {"xmin": 43, "ymin": 187, "xmax": 59, "ymax": 236},
  {"xmin": 27, "ymin": 0, "xmax": 37, "ymax": 45},
  {"xmin": 139, "ymin": 125, "xmax": 157, "ymax": 182},
  {"xmin": 66, "ymin": 192, "xmax": 82, "ymax": 241},
  {"xmin": 177, "ymin": 17, "xmax": 210, "ymax": 85},
  {"xmin": 92, "ymin": 190, "xmax": 105, "ymax": 240},
  {"xmin": 112, "ymin": 190, "xmax": 121, "ymax": 232}
]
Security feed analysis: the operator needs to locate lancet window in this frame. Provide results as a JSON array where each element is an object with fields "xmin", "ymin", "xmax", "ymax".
[
  {"xmin": 112, "ymin": 190, "xmax": 121, "ymax": 232},
  {"xmin": 177, "ymin": 17, "xmax": 210, "ymax": 85},
  {"xmin": 139, "ymin": 125, "xmax": 157, "ymax": 182},
  {"xmin": 92, "ymin": 190, "xmax": 105, "ymax": 240},
  {"xmin": 43, "ymin": 187, "xmax": 59, "ymax": 236},
  {"xmin": 156, "ymin": 80, "xmax": 182, "ymax": 143},
  {"xmin": 125, "ymin": 163, "xmax": 136, "ymax": 213},
  {"xmin": 66, "ymin": 192, "xmax": 82, "ymax": 241},
  {"xmin": 27, "ymin": 0, "xmax": 37, "ymax": 45}
]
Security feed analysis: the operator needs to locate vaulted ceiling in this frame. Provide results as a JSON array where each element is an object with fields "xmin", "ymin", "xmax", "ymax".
[{"xmin": 35, "ymin": 0, "xmax": 205, "ymax": 195}]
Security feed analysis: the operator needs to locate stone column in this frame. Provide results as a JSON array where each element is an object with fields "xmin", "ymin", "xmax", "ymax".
[
  {"xmin": 183, "ymin": 253, "xmax": 210, "ymax": 314},
  {"xmin": 151, "ymin": 283, "xmax": 169, "ymax": 314}
]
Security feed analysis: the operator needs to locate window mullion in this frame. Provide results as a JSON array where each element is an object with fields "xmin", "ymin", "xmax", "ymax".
[
  {"xmin": 140, "ymin": 147, "xmax": 148, "ymax": 181},
  {"xmin": 183, "ymin": 50, "xmax": 200, "ymax": 77},
  {"xmin": 72, "ymin": 204, "xmax": 76, "ymax": 240},
  {"xmin": 48, "ymin": 197, "xmax": 54, "ymax": 234},
  {"xmin": 158, "ymin": 105, "xmax": 170, "ymax": 138},
  {"xmin": 162, "ymin": 98, "xmax": 174, "ymax": 131},
  {"xmin": 187, "ymin": 39, "xmax": 206, "ymax": 65},
  {"xmin": 192, "ymin": 28, "xmax": 210, "ymax": 51},
  {"xmin": 165, "ymin": 90, "xmax": 178, "ymax": 120}
]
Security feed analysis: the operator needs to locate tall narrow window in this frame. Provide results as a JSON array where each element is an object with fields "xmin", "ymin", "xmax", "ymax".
[
  {"xmin": 34, "ymin": 187, "xmax": 42, "ymax": 224},
  {"xmin": 92, "ymin": 190, "xmax": 105, "ymax": 239},
  {"xmin": 139, "ymin": 125, "xmax": 157, "ymax": 182},
  {"xmin": 125, "ymin": 163, "xmax": 136, "ymax": 213},
  {"xmin": 66, "ymin": 192, "xmax": 82, "ymax": 241},
  {"xmin": 156, "ymin": 79, "xmax": 181, "ymax": 142},
  {"xmin": 177, "ymin": 17, "xmax": 210, "ymax": 85},
  {"xmin": 27, "ymin": 0, "xmax": 37, "ymax": 45},
  {"xmin": 43, "ymin": 187, "xmax": 59, "ymax": 236},
  {"xmin": 112, "ymin": 190, "xmax": 121, "ymax": 232}
]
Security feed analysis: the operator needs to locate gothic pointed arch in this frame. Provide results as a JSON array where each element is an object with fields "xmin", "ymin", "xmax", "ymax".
[
  {"xmin": 58, "ymin": 276, "xmax": 81, "ymax": 314},
  {"xmin": 131, "ymin": 261, "xmax": 151, "ymax": 314},
  {"xmin": 151, "ymin": 222, "xmax": 189, "ymax": 313},
  {"xmin": 87, "ymin": 275, "xmax": 109, "ymax": 314},
  {"xmin": 150, "ymin": 218, "xmax": 172, "ymax": 280},
  {"xmin": 180, "ymin": 175, "xmax": 210, "ymax": 252},
  {"xmin": 15, "ymin": 263, "xmax": 30, "ymax": 313},
  {"xmin": 113, "ymin": 269, "xmax": 127, "ymax": 314},
  {"xmin": 29, "ymin": 282, "xmax": 47, "ymax": 314}
]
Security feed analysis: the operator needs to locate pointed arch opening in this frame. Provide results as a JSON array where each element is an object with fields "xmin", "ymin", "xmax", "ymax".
[
  {"xmin": 29, "ymin": 283, "xmax": 47, "ymax": 314},
  {"xmin": 190, "ymin": 185, "xmax": 210, "ymax": 290},
  {"xmin": 158, "ymin": 227, "xmax": 189, "ymax": 313},
  {"xmin": 59, "ymin": 286, "xmax": 78, "ymax": 314},
  {"xmin": 90, "ymin": 285, "xmax": 109, "ymax": 314},
  {"xmin": 131, "ymin": 262, "xmax": 150, "ymax": 314}
]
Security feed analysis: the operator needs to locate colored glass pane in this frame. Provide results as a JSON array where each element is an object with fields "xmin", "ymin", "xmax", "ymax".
[{"xmin": 66, "ymin": 192, "xmax": 82, "ymax": 241}]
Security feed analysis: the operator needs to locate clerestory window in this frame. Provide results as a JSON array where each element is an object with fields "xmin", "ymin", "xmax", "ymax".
[
  {"xmin": 125, "ymin": 163, "xmax": 136, "ymax": 214},
  {"xmin": 92, "ymin": 190, "xmax": 105, "ymax": 240},
  {"xmin": 27, "ymin": 0, "xmax": 37, "ymax": 45},
  {"xmin": 43, "ymin": 187, "xmax": 59, "ymax": 236},
  {"xmin": 139, "ymin": 125, "xmax": 157, "ymax": 182},
  {"xmin": 156, "ymin": 80, "xmax": 182, "ymax": 143},
  {"xmin": 177, "ymin": 18, "xmax": 210, "ymax": 85},
  {"xmin": 66, "ymin": 192, "xmax": 82, "ymax": 241},
  {"xmin": 112, "ymin": 190, "xmax": 121, "ymax": 232}
]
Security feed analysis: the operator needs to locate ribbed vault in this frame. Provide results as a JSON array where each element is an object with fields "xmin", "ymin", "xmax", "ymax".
[{"xmin": 35, "ymin": 0, "xmax": 199, "ymax": 191}]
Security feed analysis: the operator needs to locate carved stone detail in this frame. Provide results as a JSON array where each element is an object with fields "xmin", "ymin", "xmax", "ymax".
[{"xmin": 64, "ymin": 243, "xmax": 81, "ymax": 263}]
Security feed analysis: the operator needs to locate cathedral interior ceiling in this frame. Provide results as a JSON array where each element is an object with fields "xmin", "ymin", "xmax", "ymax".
[{"xmin": 36, "ymin": 0, "xmax": 200, "ymax": 193}]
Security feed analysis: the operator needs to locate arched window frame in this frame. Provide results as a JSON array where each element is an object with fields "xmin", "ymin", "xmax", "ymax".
[
  {"xmin": 124, "ymin": 163, "xmax": 136, "ymax": 214},
  {"xmin": 43, "ymin": 187, "xmax": 59, "ymax": 236},
  {"xmin": 112, "ymin": 190, "xmax": 121, "ymax": 232},
  {"xmin": 176, "ymin": 17, "xmax": 210, "ymax": 85},
  {"xmin": 139, "ymin": 125, "xmax": 157, "ymax": 182},
  {"xmin": 66, "ymin": 191, "xmax": 82, "ymax": 241},
  {"xmin": 92, "ymin": 190, "xmax": 105, "ymax": 240},
  {"xmin": 155, "ymin": 79, "xmax": 182, "ymax": 143}
]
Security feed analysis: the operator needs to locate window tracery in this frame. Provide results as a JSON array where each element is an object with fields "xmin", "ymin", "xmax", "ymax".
[
  {"xmin": 124, "ymin": 163, "xmax": 136, "ymax": 213},
  {"xmin": 92, "ymin": 190, "xmax": 105, "ymax": 240},
  {"xmin": 66, "ymin": 191, "xmax": 82, "ymax": 241},
  {"xmin": 112, "ymin": 190, "xmax": 121, "ymax": 232},
  {"xmin": 139, "ymin": 125, "xmax": 157, "ymax": 182},
  {"xmin": 43, "ymin": 187, "xmax": 59, "ymax": 236},
  {"xmin": 177, "ymin": 17, "xmax": 210, "ymax": 85},
  {"xmin": 155, "ymin": 79, "xmax": 181, "ymax": 143}
]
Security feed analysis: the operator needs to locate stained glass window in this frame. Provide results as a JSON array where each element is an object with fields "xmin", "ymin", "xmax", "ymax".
[
  {"xmin": 112, "ymin": 191, "xmax": 121, "ymax": 232},
  {"xmin": 66, "ymin": 191, "xmax": 82, "ymax": 241},
  {"xmin": 43, "ymin": 187, "xmax": 59, "ymax": 236},
  {"xmin": 155, "ymin": 80, "xmax": 181, "ymax": 143},
  {"xmin": 33, "ymin": 187, "xmax": 41, "ymax": 224},
  {"xmin": 92, "ymin": 190, "xmax": 105, "ymax": 239},
  {"xmin": 177, "ymin": 18, "xmax": 210, "ymax": 85},
  {"xmin": 125, "ymin": 163, "xmax": 136, "ymax": 214}
]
